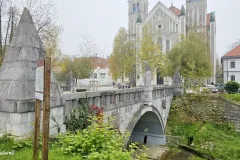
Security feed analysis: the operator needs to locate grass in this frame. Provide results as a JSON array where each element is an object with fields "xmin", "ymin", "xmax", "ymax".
[
  {"xmin": 165, "ymin": 96, "xmax": 240, "ymax": 160},
  {"xmin": 223, "ymin": 93, "xmax": 240, "ymax": 103},
  {"xmin": 161, "ymin": 147, "xmax": 205, "ymax": 160},
  {"xmin": 0, "ymin": 136, "xmax": 83, "ymax": 160}
]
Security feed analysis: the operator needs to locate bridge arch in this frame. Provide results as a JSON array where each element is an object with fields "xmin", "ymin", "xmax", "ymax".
[{"xmin": 127, "ymin": 105, "xmax": 166, "ymax": 145}]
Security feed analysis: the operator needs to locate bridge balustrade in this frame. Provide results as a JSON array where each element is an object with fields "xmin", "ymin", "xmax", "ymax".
[{"xmin": 63, "ymin": 86, "xmax": 183, "ymax": 121}]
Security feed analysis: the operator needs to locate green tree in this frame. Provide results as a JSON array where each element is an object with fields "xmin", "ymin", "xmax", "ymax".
[
  {"xmin": 109, "ymin": 27, "xmax": 135, "ymax": 81},
  {"xmin": 55, "ymin": 56, "xmax": 92, "ymax": 84},
  {"xmin": 43, "ymin": 25, "xmax": 63, "ymax": 67},
  {"xmin": 216, "ymin": 57, "xmax": 223, "ymax": 84},
  {"xmin": 167, "ymin": 32, "xmax": 211, "ymax": 85},
  {"xmin": 71, "ymin": 57, "xmax": 92, "ymax": 81},
  {"xmin": 138, "ymin": 25, "xmax": 169, "ymax": 76}
]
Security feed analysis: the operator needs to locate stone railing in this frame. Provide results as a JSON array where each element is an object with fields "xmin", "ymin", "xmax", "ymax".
[{"xmin": 62, "ymin": 86, "xmax": 183, "ymax": 120}]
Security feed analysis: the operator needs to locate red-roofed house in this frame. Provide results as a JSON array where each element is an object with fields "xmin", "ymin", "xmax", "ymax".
[
  {"xmin": 78, "ymin": 57, "xmax": 114, "ymax": 86},
  {"xmin": 222, "ymin": 46, "xmax": 240, "ymax": 83}
]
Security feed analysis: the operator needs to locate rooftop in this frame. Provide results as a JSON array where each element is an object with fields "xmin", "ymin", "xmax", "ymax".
[
  {"xmin": 222, "ymin": 45, "xmax": 240, "ymax": 58},
  {"xmin": 169, "ymin": 6, "xmax": 181, "ymax": 16}
]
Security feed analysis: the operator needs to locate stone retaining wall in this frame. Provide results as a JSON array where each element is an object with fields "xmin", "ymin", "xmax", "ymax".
[
  {"xmin": 0, "ymin": 106, "xmax": 66, "ymax": 137},
  {"xmin": 184, "ymin": 94, "xmax": 240, "ymax": 131}
]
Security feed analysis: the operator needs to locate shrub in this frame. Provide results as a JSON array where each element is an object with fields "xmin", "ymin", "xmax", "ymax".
[
  {"xmin": 65, "ymin": 98, "xmax": 105, "ymax": 133},
  {"xmin": 224, "ymin": 81, "xmax": 239, "ymax": 93},
  {"xmin": 65, "ymin": 98, "xmax": 91, "ymax": 133},
  {"xmin": 59, "ymin": 117, "xmax": 136, "ymax": 160},
  {"xmin": 76, "ymin": 89, "xmax": 87, "ymax": 92}
]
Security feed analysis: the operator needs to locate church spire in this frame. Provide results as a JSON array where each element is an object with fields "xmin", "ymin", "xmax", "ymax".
[
  {"xmin": 180, "ymin": 5, "xmax": 185, "ymax": 16},
  {"xmin": 136, "ymin": 13, "xmax": 142, "ymax": 23},
  {"xmin": 210, "ymin": 12, "xmax": 215, "ymax": 22}
]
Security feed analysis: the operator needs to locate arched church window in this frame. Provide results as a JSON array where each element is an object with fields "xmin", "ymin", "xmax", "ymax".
[
  {"xmin": 194, "ymin": 6, "xmax": 197, "ymax": 24},
  {"xmin": 157, "ymin": 37, "xmax": 163, "ymax": 51},
  {"xmin": 166, "ymin": 39, "xmax": 170, "ymax": 52},
  {"xmin": 133, "ymin": 4, "xmax": 136, "ymax": 12},
  {"xmin": 137, "ymin": 3, "xmax": 140, "ymax": 12},
  {"xmin": 199, "ymin": 9, "xmax": 203, "ymax": 25}
]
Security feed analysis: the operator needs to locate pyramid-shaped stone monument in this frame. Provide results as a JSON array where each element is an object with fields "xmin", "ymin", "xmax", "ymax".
[
  {"xmin": 0, "ymin": 7, "xmax": 62, "ymax": 112},
  {"xmin": 171, "ymin": 70, "xmax": 182, "ymax": 87},
  {"xmin": 0, "ymin": 8, "xmax": 65, "ymax": 137}
]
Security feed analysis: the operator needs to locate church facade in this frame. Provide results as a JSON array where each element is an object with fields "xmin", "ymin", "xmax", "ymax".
[{"xmin": 128, "ymin": 0, "xmax": 216, "ymax": 86}]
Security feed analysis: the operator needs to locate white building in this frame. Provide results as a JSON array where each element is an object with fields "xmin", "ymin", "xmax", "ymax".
[
  {"xmin": 78, "ymin": 57, "xmax": 113, "ymax": 86},
  {"xmin": 128, "ymin": 0, "xmax": 216, "ymax": 85},
  {"xmin": 222, "ymin": 45, "xmax": 240, "ymax": 83}
]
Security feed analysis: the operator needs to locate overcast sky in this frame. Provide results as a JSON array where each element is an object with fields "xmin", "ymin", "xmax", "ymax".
[{"xmin": 53, "ymin": 0, "xmax": 240, "ymax": 58}]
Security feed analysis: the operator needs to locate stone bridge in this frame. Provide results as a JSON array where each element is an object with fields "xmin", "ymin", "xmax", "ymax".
[
  {"xmin": 63, "ymin": 86, "xmax": 183, "ymax": 145},
  {"xmin": 0, "ymin": 7, "xmax": 183, "ymax": 145}
]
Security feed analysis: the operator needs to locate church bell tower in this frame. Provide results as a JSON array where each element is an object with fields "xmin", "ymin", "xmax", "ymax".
[{"xmin": 128, "ymin": 0, "xmax": 148, "ymax": 37}]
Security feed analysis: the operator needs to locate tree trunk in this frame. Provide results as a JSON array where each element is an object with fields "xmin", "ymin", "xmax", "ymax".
[
  {"xmin": 0, "ymin": 3, "xmax": 3, "ymax": 64},
  {"xmin": 3, "ymin": 8, "xmax": 11, "ymax": 55},
  {"xmin": 9, "ymin": 7, "xmax": 14, "ymax": 44}
]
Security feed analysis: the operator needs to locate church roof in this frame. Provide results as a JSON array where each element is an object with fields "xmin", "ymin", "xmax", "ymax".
[
  {"xmin": 222, "ymin": 45, "xmax": 240, "ymax": 58},
  {"xmin": 169, "ymin": 6, "xmax": 181, "ymax": 16},
  {"xmin": 142, "ymin": 2, "xmax": 179, "ymax": 26}
]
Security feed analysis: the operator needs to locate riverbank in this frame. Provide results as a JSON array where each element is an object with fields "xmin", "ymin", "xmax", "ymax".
[{"xmin": 162, "ymin": 94, "xmax": 240, "ymax": 160}]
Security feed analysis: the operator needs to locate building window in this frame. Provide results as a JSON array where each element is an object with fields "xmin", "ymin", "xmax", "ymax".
[
  {"xmin": 231, "ymin": 75, "xmax": 235, "ymax": 81},
  {"xmin": 157, "ymin": 37, "xmax": 162, "ymax": 51},
  {"xmin": 186, "ymin": 11, "xmax": 188, "ymax": 24},
  {"xmin": 133, "ymin": 4, "xmax": 136, "ymax": 12},
  {"xmin": 166, "ymin": 39, "xmax": 170, "ymax": 52},
  {"xmin": 136, "ymin": 3, "xmax": 140, "ymax": 12},
  {"xmin": 94, "ymin": 73, "xmax": 97, "ymax": 79},
  {"xmin": 176, "ymin": 24, "xmax": 178, "ymax": 33},
  {"xmin": 199, "ymin": 9, "xmax": 203, "ymax": 26},
  {"xmin": 156, "ymin": 24, "xmax": 163, "ymax": 29},
  {"xmin": 100, "ymin": 73, "xmax": 106, "ymax": 79},
  {"xmin": 173, "ymin": 22, "xmax": 175, "ymax": 32},
  {"xmin": 169, "ymin": 19, "xmax": 172, "ymax": 32},
  {"xmin": 189, "ymin": 11, "xmax": 192, "ymax": 25},
  {"xmin": 194, "ymin": 6, "xmax": 197, "ymax": 24},
  {"xmin": 131, "ymin": 20, "xmax": 134, "ymax": 34},
  {"xmin": 230, "ymin": 62, "xmax": 235, "ymax": 68},
  {"xmin": 158, "ymin": 12, "xmax": 161, "ymax": 20}
]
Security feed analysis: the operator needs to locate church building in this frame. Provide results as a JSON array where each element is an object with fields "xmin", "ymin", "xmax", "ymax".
[{"xmin": 128, "ymin": 0, "xmax": 216, "ymax": 86}]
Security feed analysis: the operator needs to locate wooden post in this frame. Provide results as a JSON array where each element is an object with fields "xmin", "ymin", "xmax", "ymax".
[
  {"xmin": 42, "ymin": 57, "xmax": 51, "ymax": 160},
  {"xmin": 33, "ymin": 99, "xmax": 41, "ymax": 160}
]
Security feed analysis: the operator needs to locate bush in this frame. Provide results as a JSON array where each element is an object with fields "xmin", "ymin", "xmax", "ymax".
[
  {"xmin": 65, "ymin": 98, "xmax": 91, "ymax": 133},
  {"xmin": 59, "ymin": 117, "xmax": 137, "ymax": 160},
  {"xmin": 224, "ymin": 81, "xmax": 239, "ymax": 93}
]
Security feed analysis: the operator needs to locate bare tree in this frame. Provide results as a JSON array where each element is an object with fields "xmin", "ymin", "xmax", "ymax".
[
  {"xmin": 0, "ymin": 0, "xmax": 58, "ymax": 66},
  {"xmin": 229, "ymin": 39, "xmax": 240, "ymax": 51},
  {"xmin": 79, "ymin": 34, "xmax": 105, "ymax": 78}
]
